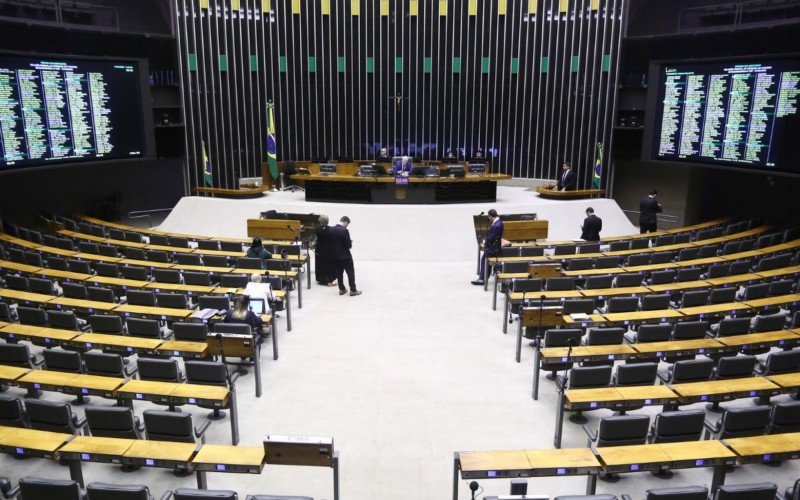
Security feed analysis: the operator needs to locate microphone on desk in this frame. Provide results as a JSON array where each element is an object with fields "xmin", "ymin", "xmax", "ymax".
[{"xmin": 469, "ymin": 481, "xmax": 480, "ymax": 500}]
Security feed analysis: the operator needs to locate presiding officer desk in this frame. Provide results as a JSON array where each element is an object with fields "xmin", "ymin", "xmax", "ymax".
[{"xmin": 290, "ymin": 161, "xmax": 511, "ymax": 203}]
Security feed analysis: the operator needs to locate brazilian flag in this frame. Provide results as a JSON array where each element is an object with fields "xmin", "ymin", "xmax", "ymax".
[
  {"xmin": 202, "ymin": 141, "xmax": 212, "ymax": 187},
  {"xmin": 266, "ymin": 102, "xmax": 279, "ymax": 180},
  {"xmin": 593, "ymin": 142, "xmax": 603, "ymax": 189}
]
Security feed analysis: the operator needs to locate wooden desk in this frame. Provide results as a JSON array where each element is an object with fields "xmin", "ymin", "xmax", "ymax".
[
  {"xmin": 72, "ymin": 332, "xmax": 163, "ymax": 355},
  {"xmin": 0, "ymin": 364, "xmax": 31, "ymax": 383},
  {"xmin": 600, "ymin": 309, "xmax": 684, "ymax": 326},
  {"xmin": 117, "ymin": 379, "xmax": 180, "ymax": 403},
  {"xmin": 172, "ymin": 264, "xmax": 233, "ymax": 274},
  {"xmin": 48, "ymin": 296, "xmax": 119, "ymax": 313},
  {"xmin": 678, "ymin": 303, "xmax": 754, "ymax": 320},
  {"xmin": 525, "ymin": 447, "xmax": 602, "ymax": 476},
  {"xmin": 647, "ymin": 280, "xmax": 712, "ymax": 293},
  {"xmin": 705, "ymin": 274, "xmax": 761, "ymax": 287},
  {"xmin": 0, "ymin": 259, "xmax": 42, "ymax": 273},
  {"xmin": 0, "ymin": 426, "xmax": 70, "ymax": 458},
  {"xmin": 596, "ymin": 444, "xmax": 671, "ymax": 472},
  {"xmin": 540, "ymin": 345, "xmax": 636, "ymax": 364},
  {"xmin": 155, "ymin": 340, "xmax": 208, "ymax": 358},
  {"xmin": 716, "ymin": 330, "xmax": 800, "ymax": 350},
  {"xmin": 630, "ymin": 339, "xmax": 727, "ymax": 359},
  {"xmin": 144, "ymin": 282, "xmax": 217, "ymax": 295},
  {"xmin": 623, "ymin": 263, "xmax": 678, "ymax": 273},
  {"xmin": 59, "ymin": 435, "xmax": 136, "ymax": 463},
  {"xmin": 756, "ymin": 265, "xmax": 800, "ymax": 279},
  {"xmin": 0, "ymin": 323, "xmax": 80, "ymax": 345},
  {"xmin": 36, "ymin": 269, "xmax": 93, "ymax": 282},
  {"xmin": 122, "ymin": 440, "xmax": 197, "ymax": 471},
  {"xmin": 725, "ymin": 432, "xmax": 800, "ymax": 463},
  {"xmin": 744, "ymin": 294, "xmax": 800, "ymax": 310},
  {"xmin": 670, "ymin": 377, "xmax": 780, "ymax": 404},
  {"xmin": 658, "ymin": 440, "xmax": 736, "ymax": 468},
  {"xmin": 579, "ymin": 287, "xmax": 651, "ymax": 299},
  {"xmin": 117, "ymin": 258, "xmax": 175, "ymax": 269},
  {"xmin": 170, "ymin": 383, "xmax": 229, "ymax": 407},
  {"xmin": 535, "ymin": 186, "xmax": 606, "ymax": 199},
  {"xmin": 562, "ymin": 313, "xmax": 607, "ymax": 326},
  {"xmin": 86, "ymin": 276, "xmax": 151, "ymax": 290},
  {"xmin": 766, "ymin": 372, "xmax": 800, "ymax": 391},
  {"xmin": 113, "ymin": 304, "xmax": 194, "ymax": 321},
  {"xmin": 563, "ymin": 268, "xmax": 626, "ymax": 277},
  {"xmin": 0, "ymin": 288, "xmax": 55, "ymax": 305},
  {"xmin": 17, "ymin": 370, "xmax": 79, "ymax": 392},
  {"xmin": 192, "ymin": 444, "xmax": 265, "ymax": 473}
]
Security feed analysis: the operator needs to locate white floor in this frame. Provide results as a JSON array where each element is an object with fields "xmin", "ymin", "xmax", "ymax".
[{"xmin": 4, "ymin": 192, "xmax": 800, "ymax": 499}]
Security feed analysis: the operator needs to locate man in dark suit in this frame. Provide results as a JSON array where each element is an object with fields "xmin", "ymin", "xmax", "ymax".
[
  {"xmin": 472, "ymin": 209, "xmax": 504, "ymax": 285},
  {"xmin": 580, "ymin": 207, "xmax": 602, "ymax": 242},
  {"xmin": 376, "ymin": 147, "xmax": 391, "ymax": 163},
  {"xmin": 556, "ymin": 162, "xmax": 576, "ymax": 191},
  {"xmin": 639, "ymin": 189, "xmax": 663, "ymax": 233},
  {"xmin": 330, "ymin": 216, "xmax": 362, "ymax": 296}
]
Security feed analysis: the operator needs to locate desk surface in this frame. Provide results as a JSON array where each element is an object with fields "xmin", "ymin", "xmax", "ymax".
[
  {"xmin": 0, "ymin": 426, "xmax": 70, "ymax": 452},
  {"xmin": 76, "ymin": 333, "xmax": 164, "ymax": 350},
  {"xmin": 766, "ymin": 373, "xmax": 800, "ymax": 389},
  {"xmin": 601, "ymin": 310, "xmax": 684, "ymax": 323},
  {"xmin": 631, "ymin": 338, "xmax": 724, "ymax": 355},
  {"xmin": 48, "ymin": 297, "xmax": 118, "ymax": 312},
  {"xmin": 705, "ymin": 274, "xmax": 761, "ymax": 286},
  {"xmin": 0, "ymin": 364, "xmax": 31, "ymax": 381},
  {"xmin": 38, "ymin": 269, "xmax": 93, "ymax": 281},
  {"xmin": 192, "ymin": 444, "xmax": 265, "ymax": 467},
  {"xmin": 0, "ymin": 323, "xmax": 80, "ymax": 341},
  {"xmin": 156, "ymin": 340, "xmax": 208, "ymax": 356},
  {"xmin": 716, "ymin": 330, "xmax": 800, "ymax": 347},
  {"xmin": 0, "ymin": 289, "xmax": 55, "ymax": 303},
  {"xmin": 596, "ymin": 444, "xmax": 671, "ymax": 467},
  {"xmin": 670, "ymin": 377, "xmax": 778, "ymax": 397},
  {"xmin": 60, "ymin": 435, "xmax": 136, "ymax": 456},
  {"xmin": 113, "ymin": 304, "xmax": 194, "ymax": 319},
  {"xmin": 647, "ymin": 281, "xmax": 711, "ymax": 293},
  {"xmin": 144, "ymin": 282, "xmax": 217, "ymax": 294},
  {"xmin": 744, "ymin": 294, "xmax": 800, "ymax": 309},
  {"xmin": 541, "ymin": 345, "xmax": 636, "ymax": 359},
  {"xmin": 459, "ymin": 450, "xmax": 531, "ymax": 473},
  {"xmin": 0, "ymin": 259, "xmax": 42, "ymax": 273},
  {"xmin": 756, "ymin": 265, "xmax": 800, "ymax": 279},
  {"xmin": 725, "ymin": 433, "xmax": 800, "ymax": 459},
  {"xmin": 118, "ymin": 379, "xmax": 181, "ymax": 397},
  {"xmin": 579, "ymin": 287, "xmax": 651, "ymax": 298},
  {"xmin": 678, "ymin": 303, "xmax": 754, "ymax": 317},
  {"xmin": 526, "ymin": 447, "xmax": 602, "ymax": 470},
  {"xmin": 658, "ymin": 440, "xmax": 736, "ymax": 462},
  {"xmin": 18, "ymin": 370, "xmax": 79, "ymax": 386},
  {"xmin": 123, "ymin": 440, "xmax": 197, "ymax": 461},
  {"xmin": 70, "ymin": 374, "xmax": 126, "ymax": 391},
  {"xmin": 170, "ymin": 383, "xmax": 229, "ymax": 403}
]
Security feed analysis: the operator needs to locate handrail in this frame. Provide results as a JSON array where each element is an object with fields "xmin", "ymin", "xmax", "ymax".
[
  {"xmin": 621, "ymin": 209, "xmax": 680, "ymax": 225},
  {"xmin": 127, "ymin": 208, "xmax": 173, "ymax": 229}
]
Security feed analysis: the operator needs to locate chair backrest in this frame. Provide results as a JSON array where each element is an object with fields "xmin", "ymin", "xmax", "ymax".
[
  {"xmin": 0, "ymin": 394, "xmax": 26, "ymax": 427},
  {"xmin": 148, "ymin": 234, "xmax": 169, "ymax": 246},
  {"xmin": 126, "ymin": 290, "xmax": 157, "ymax": 307},
  {"xmin": 0, "ymin": 343, "xmax": 33, "ymax": 367},
  {"xmin": 593, "ymin": 257, "xmax": 619, "ymax": 270},
  {"xmin": 109, "ymin": 229, "xmax": 126, "ymax": 241},
  {"xmin": 671, "ymin": 358, "xmax": 714, "ymax": 382},
  {"xmin": 584, "ymin": 274, "xmax": 614, "ymax": 289},
  {"xmin": 122, "ymin": 247, "xmax": 147, "ymax": 260},
  {"xmin": 650, "ymin": 251, "xmax": 675, "ymax": 264},
  {"xmin": 153, "ymin": 269, "xmax": 182, "ymax": 284},
  {"xmin": 99, "ymin": 245, "xmax": 119, "ymax": 258},
  {"xmin": 143, "ymin": 410, "xmax": 195, "ymax": 442},
  {"xmin": 635, "ymin": 324, "xmax": 672, "ymax": 342},
  {"xmin": 89, "ymin": 314, "xmax": 124, "ymax": 334},
  {"xmin": 553, "ymin": 244, "xmax": 576, "ymax": 256},
  {"xmin": 729, "ymin": 259, "xmax": 753, "ymax": 275},
  {"xmin": 185, "ymin": 361, "xmax": 228, "ymax": 386},
  {"xmin": 47, "ymin": 256, "xmax": 68, "ymax": 270},
  {"xmin": 742, "ymin": 283, "xmax": 770, "ymax": 300},
  {"xmin": 763, "ymin": 349, "xmax": 800, "ymax": 375},
  {"xmin": 712, "ymin": 482, "xmax": 777, "ymax": 500},
  {"xmin": 94, "ymin": 262, "xmax": 120, "ymax": 277},
  {"xmin": 654, "ymin": 235, "xmax": 674, "ymax": 247},
  {"xmin": 87, "ymin": 482, "xmax": 152, "ymax": 500},
  {"xmin": 585, "ymin": 327, "xmax": 625, "ymax": 346},
  {"xmin": 57, "ymin": 238, "xmax": 76, "ymax": 251},
  {"xmin": 626, "ymin": 253, "xmax": 651, "ymax": 267},
  {"xmin": 569, "ymin": 365, "xmax": 613, "ymax": 389},
  {"xmin": 156, "ymin": 293, "xmax": 189, "ymax": 310},
  {"xmin": 499, "ymin": 247, "xmax": 519, "ymax": 258},
  {"xmin": 146, "ymin": 250, "xmax": 170, "ymax": 263},
  {"xmin": 615, "ymin": 362, "xmax": 658, "ymax": 386},
  {"xmin": 607, "ymin": 296, "xmax": 638, "ymax": 313},
  {"xmin": 709, "ymin": 287, "xmax": 736, "ymax": 304},
  {"xmin": 706, "ymin": 263, "xmax": 730, "ymax": 278},
  {"xmin": 173, "ymin": 489, "xmax": 238, "ymax": 500},
  {"xmin": 596, "ymin": 415, "xmax": 650, "ymax": 447},
  {"xmin": 43, "ymin": 349, "xmax": 83, "ymax": 373},
  {"xmin": 718, "ymin": 407, "xmax": 771, "ymax": 439},
  {"xmin": 673, "ymin": 233, "xmax": 691, "ymax": 244},
  {"xmin": 752, "ymin": 313, "xmax": 787, "ymax": 332},
  {"xmin": 677, "ymin": 247, "xmax": 699, "ymax": 261},
  {"xmin": 183, "ymin": 271, "xmax": 213, "ymax": 286},
  {"xmin": 28, "ymin": 277, "xmax": 55, "ymax": 295},
  {"xmin": 237, "ymin": 257, "xmax": 264, "ymax": 270},
  {"xmin": 562, "ymin": 299, "xmax": 595, "ymax": 315},
  {"xmin": 4, "ymin": 274, "xmax": 29, "ymax": 291},
  {"xmin": 630, "ymin": 238, "xmax": 650, "ymax": 250},
  {"xmin": 500, "ymin": 261, "xmax": 529, "ymax": 274},
  {"xmin": 24, "ymin": 252, "xmax": 44, "ymax": 268},
  {"xmin": 126, "ymin": 317, "xmax": 162, "ymax": 339},
  {"xmin": 567, "ymin": 258, "xmax": 594, "ymax": 271},
  {"xmin": 519, "ymin": 247, "xmax": 545, "ymax": 257},
  {"xmin": 84, "ymin": 352, "xmax": 126, "ymax": 377},
  {"xmin": 609, "ymin": 241, "xmax": 630, "ymax": 252},
  {"xmin": 17, "ymin": 306, "xmax": 47, "ymax": 326},
  {"xmin": 716, "ymin": 317, "xmax": 751, "ymax": 337},
  {"xmin": 202, "ymin": 255, "xmax": 230, "ymax": 267},
  {"xmin": 85, "ymin": 407, "xmax": 142, "ymax": 440},
  {"xmin": 651, "ymin": 409, "xmax": 705, "ymax": 443},
  {"xmin": 67, "ymin": 259, "xmax": 92, "ymax": 274},
  {"xmin": 167, "ymin": 237, "xmax": 190, "ymax": 249},
  {"xmin": 641, "ymin": 294, "xmax": 671, "ymax": 311},
  {"xmin": 768, "ymin": 279, "xmax": 795, "ymax": 296},
  {"xmin": 171, "ymin": 322, "xmax": 209, "ymax": 342},
  {"xmin": 676, "ymin": 268, "xmax": 703, "ymax": 282},
  {"xmin": 650, "ymin": 270, "xmax": 677, "ymax": 285},
  {"xmin": 645, "ymin": 486, "xmax": 708, "ymax": 500},
  {"xmin": 214, "ymin": 323, "xmax": 253, "ymax": 336},
  {"xmin": 0, "ymin": 302, "xmax": 12, "ymax": 322},
  {"xmin": 87, "ymin": 286, "xmax": 116, "ymax": 304},
  {"xmin": 125, "ymin": 232, "xmax": 145, "ymax": 244},
  {"xmin": 680, "ymin": 290, "xmax": 709, "ymax": 308},
  {"xmin": 543, "ymin": 329, "xmax": 583, "ymax": 348},
  {"xmin": 716, "ymin": 355, "xmax": 757, "ymax": 379},
  {"xmin": 121, "ymin": 265, "xmax": 149, "ymax": 281},
  {"xmin": 697, "ymin": 245, "xmax": 719, "ymax": 259},
  {"xmin": 615, "ymin": 272, "xmax": 644, "ymax": 288},
  {"xmin": 545, "ymin": 277, "xmax": 575, "ymax": 291},
  {"xmin": 19, "ymin": 477, "xmax": 83, "ymax": 500},
  {"xmin": 25, "ymin": 398, "xmax": 76, "ymax": 433},
  {"xmin": 722, "ymin": 242, "xmax": 740, "ymax": 255},
  {"xmin": 768, "ymin": 401, "xmax": 800, "ymax": 435},
  {"xmin": 198, "ymin": 295, "xmax": 231, "ymax": 311},
  {"xmin": 79, "ymin": 241, "xmax": 100, "ymax": 254},
  {"xmin": 579, "ymin": 243, "xmax": 601, "ymax": 254},
  {"xmin": 176, "ymin": 253, "xmax": 203, "ymax": 266},
  {"xmin": 512, "ymin": 278, "xmax": 543, "ymax": 293},
  {"xmin": 138, "ymin": 358, "xmax": 182, "ymax": 382},
  {"xmin": 62, "ymin": 282, "xmax": 89, "ymax": 300},
  {"xmin": 220, "ymin": 274, "xmax": 250, "ymax": 288},
  {"xmin": 197, "ymin": 240, "xmax": 221, "ymax": 251}
]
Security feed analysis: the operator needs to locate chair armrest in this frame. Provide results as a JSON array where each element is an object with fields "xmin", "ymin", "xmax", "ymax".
[
  {"xmin": 124, "ymin": 364, "xmax": 139, "ymax": 378},
  {"xmin": 30, "ymin": 355, "xmax": 44, "ymax": 367},
  {"xmin": 704, "ymin": 417, "xmax": 720, "ymax": 434},
  {"xmin": 2, "ymin": 484, "xmax": 19, "ymax": 500},
  {"xmin": 178, "ymin": 371, "xmax": 186, "ymax": 383},
  {"xmin": 582, "ymin": 424, "xmax": 597, "ymax": 442},
  {"xmin": 159, "ymin": 491, "xmax": 173, "ymax": 500},
  {"xmin": 657, "ymin": 371, "xmax": 669, "ymax": 383},
  {"xmin": 117, "ymin": 298, "xmax": 128, "ymax": 305},
  {"xmin": 194, "ymin": 419, "xmax": 212, "ymax": 438},
  {"xmin": 229, "ymin": 372, "xmax": 240, "ymax": 384},
  {"xmin": 620, "ymin": 495, "xmax": 633, "ymax": 500},
  {"xmin": 754, "ymin": 362, "xmax": 765, "ymax": 375},
  {"xmin": 73, "ymin": 414, "xmax": 87, "ymax": 428}
]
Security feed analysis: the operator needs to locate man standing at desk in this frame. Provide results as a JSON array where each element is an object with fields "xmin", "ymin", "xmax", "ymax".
[
  {"xmin": 639, "ymin": 189, "xmax": 663, "ymax": 233},
  {"xmin": 331, "ymin": 216, "xmax": 362, "ymax": 296},
  {"xmin": 472, "ymin": 209, "xmax": 504, "ymax": 286},
  {"xmin": 556, "ymin": 162, "xmax": 576, "ymax": 191},
  {"xmin": 392, "ymin": 156, "xmax": 412, "ymax": 176},
  {"xmin": 580, "ymin": 207, "xmax": 602, "ymax": 242}
]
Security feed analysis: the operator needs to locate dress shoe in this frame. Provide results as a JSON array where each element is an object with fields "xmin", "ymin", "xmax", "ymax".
[
  {"xmin": 350, "ymin": 290, "xmax": 362, "ymax": 296},
  {"xmin": 471, "ymin": 279, "xmax": 484, "ymax": 286},
  {"xmin": 339, "ymin": 290, "xmax": 347, "ymax": 295}
]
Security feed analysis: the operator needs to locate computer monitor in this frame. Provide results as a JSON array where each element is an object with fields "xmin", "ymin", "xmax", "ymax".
[
  {"xmin": 467, "ymin": 163, "xmax": 486, "ymax": 175},
  {"xmin": 249, "ymin": 298, "xmax": 266, "ymax": 315},
  {"xmin": 319, "ymin": 163, "xmax": 337, "ymax": 175},
  {"xmin": 442, "ymin": 165, "xmax": 466, "ymax": 178}
]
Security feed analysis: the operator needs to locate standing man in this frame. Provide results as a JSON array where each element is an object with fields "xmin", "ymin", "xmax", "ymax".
[
  {"xmin": 472, "ymin": 209, "xmax": 504, "ymax": 286},
  {"xmin": 556, "ymin": 162, "xmax": 576, "ymax": 191},
  {"xmin": 331, "ymin": 216, "xmax": 362, "ymax": 296},
  {"xmin": 580, "ymin": 207, "xmax": 603, "ymax": 242},
  {"xmin": 639, "ymin": 189, "xmax": 663, "ymax": 233}
]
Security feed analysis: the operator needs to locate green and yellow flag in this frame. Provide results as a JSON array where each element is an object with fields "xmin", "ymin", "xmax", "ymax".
[
  {"xmin": 593, "ymin": 142, "xmax": 603, "ymax": 189},
  {"xmin": 202, "ymin": 141, "xmax": 212, "ymax": 187},
  {"xmin": 266, "ymin": 102, "xmax": 279, "ymax": 180}
]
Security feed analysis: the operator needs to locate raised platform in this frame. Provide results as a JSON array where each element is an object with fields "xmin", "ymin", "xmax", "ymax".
[
  {"xmin": 535, "ymin": 185, "xmax": 606, "ymax": 199},
  {"xmin": 193, "ymin": 185, "xmax": 269, "ymax": 198},
  {"xmin": 159, "ymin": 186, "xmax": 637, "ymax": 262}
]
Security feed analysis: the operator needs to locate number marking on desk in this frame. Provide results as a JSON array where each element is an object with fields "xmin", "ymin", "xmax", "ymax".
[
  {"xmin": 750, "ymin": 391, "xmax": 757, "ymax": 397},
  {"xmin": 88, "ymin": 308, "xmax": 94, "ymax": 313},
  {"xmin": 15, "ymin": 447, "xmax": 24, "ymax": 455},
  {"xmin": 188, "ymin": 398, "xmax": 196, "ymax": 404},
  {"xmin": 127, "ymin": 347, "xmax": 133, "ymax": 353},
  {"xmin": 700, "ymin": 395, "xmax": 708, "ymax": 401},
  {"xmin": 487, "ymin": 471, "xmax": 497, "ymax": 477},
  {"xmin": 7, "ymin": 334, "xmax": 13, "ymax": 339},
  {"xmin": 608, "ymin": 355, "xmax": 615, "ymax": 360},
  {"xmin": 33, "ymin": 383, "xmax": 41, "ymax": 389},
  {"xmin": 174, "ymin": 351, "xmax": 180, "ymax": 356},
  {"xmin": 763, "ymin": 454, "xmax": 772, "ymax": 461},
  {"xmin": 85, "ymin": 342, "xmax": 92, "ymax": 348},
  {"xmin": 136, "ymin": 393, "xmax": 143, "ymax": 399},
  {"xmin": 82, "ymin": 388, "xmax": 89, "ymax": 394},
  {"xmin": 82, "ymin": 453, "xmax": 91, "ymax": 460},
  {"xmin": 557, "ymin": 468, "xmax": 566, "ymax": 475},
  {"xmin": 145, "ymin": 458, "xmax": 155, "ymax": 466},
  {"xmin": 645, "ymin": 399, "xmax": 652, "ymax": 405},
  {"xmin": 216, "ymin": 464, "xmax": 227, "ymax": 471},
  {"xmin": 695, "ymin": 459, "xmax": 704, "ymax": 466},
  {"xmin": 44, "ymin": 338, "xmax": 51, "ymax": 344},
  {"xmin": 629, "ymin": 464, "xmax": 639, "ymax": 471},
  {"xmin": 590, "ymin": 402, "xmax": 598, "ymax": 408}
]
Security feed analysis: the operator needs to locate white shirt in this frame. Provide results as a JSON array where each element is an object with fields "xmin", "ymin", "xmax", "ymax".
[{"xmin": 244, "ymin": 282, "xmax": 273, "ymax": 303}]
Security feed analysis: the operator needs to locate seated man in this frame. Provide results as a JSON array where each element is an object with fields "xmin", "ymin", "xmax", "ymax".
[
  {"xmin": 375, "ymin": 147, "xmax": 391, "ymax": 162},
  {"xmin": 392, "ymin": 156, "xmax": 412, "ymax": 176},
  {"xmin": 244, "ymin": 273, "xmax": 274, "ymax": 303}
]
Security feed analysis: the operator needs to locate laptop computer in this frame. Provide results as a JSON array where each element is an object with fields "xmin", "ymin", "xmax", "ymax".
[{"xmin": 249, "ymin": 298, "xmax": 266, "ymax": 315}]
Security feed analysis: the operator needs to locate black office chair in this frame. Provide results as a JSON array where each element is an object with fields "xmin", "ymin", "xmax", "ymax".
[
  {"xmin": 157, "ymin": 293, "xmax": 193, "ymax": 310},
  {"xmin": 539, "ymin": 329, "xmax": 583, "ymax": 380},
  {"xmin": 198, "ymin": 295, "xmax": 231, "ymax": 311},
  {"xmin": 85, "ymin": 352, "xmax": 137, "ymax": 379},
  {"xmin": 176, "ymin": 253, "xmax": 203, "ymax": 266},
  {"xmin": 709, "ymin": 287, "xmax": 736, "ymax": 304},
  {"xmin": 61, "ymin": 282, "xmax": 89, "ymax": 300},
  {"xmin": 562, "ymin": 299, "xmax": 595, "ymax": 316},
  {"xmin": 185, "ymin": 360, "xmax": 238, "ymax": 420},
  {"xmin": 605, "ymin": 296, "xmax": 638, "ymax": 313},
  {"xmin": 583, "ymin": 327, "xmax": 625, "ymax": 346},
  {"xmin": 17, "ymin": 477, "xmax": 83, "ymax": 500},
  {"xmin": 641, "ymin": 486, "xmax": 708, "ymax": 500},
  {"xmin": 220, "ymin": 274, "xmax": 250, "ymax": 288},
  {"xmin": 614, "ymin": 363, "xmax": 658, "ymax": 387},
  {"xmin": 89, "ymin": 314, "xmax": 125, "ymax": 334},
  {"xmin": 42, "ymin": 348, "xmax": 83, "ymax": 374},
  {"xmin": 172, "ymin": 489, "xmax": 238, "ymax": 500},
  {"xmin": 676, "ymin": 268, "xmax": 703, "ymax": 282},
  {"xmin": 654, "ymin": 235, "xmax": 674, "ymax": 247},
  {"xmin": 737, "ymin": 282, "xmax": 770, "ymax": 301},
  {"xmin": 545, "ymin": 277, "xmax": 575, "ymax": 291},
  {"xmin": 0, "ymin": 394, "xmax": 27, "ymax": 427},
  {"xmin": 710, "ymin": 317, "xmax": 750, "ymax": 338},
  {"xmin": 705, "ymin": 406, "xmax": 771, "ymax": 439},
  {"xmin": 126, "ymin": 290, "xmax": 157, "ymax": 307},
  {"xmin": 109, "ymin": 229, "xmax": 126, "ymax": 241},
  {"xmin": 169, "ymin": 237, "xmax": 190, "ymax": 249},
  {"xmin": 127, "ymin": 317, "xmax": 164, "ymax": 339},
  {"xmin": 148, "ymin": 235, "xmax": 170, "ymax": 246},
  {"xmin": 712, "ymin": 483, "xmax": 777, "ymax": 499},
  {"xmin": 0, "ymin": 344, "xmax": 43, "ymax": 394},
  {"xmin": 568, "ymin": 259, "xmax": 594, "ymax": 272},
  {"xmin": 660, "ymin": 358, "xmax": 714, "ymax": 384},
  {"xmin": 143, "ymin": 410, "xmax": 210, "ymax": 477},
  {"xmin": 79, "ymin": 241, "xmax": 100, "ymax": 254},
  {"xmin": 25, "ymin": 398, "xmax": 86, "ymax": 434},
  {"xmin": 138, "ymin": 358, "xmax": 185, "ymax": 382},
  {"xmin": 86, "ymin": 482, "xmax": 156, "ymax": 500},
  {"xmin": 729, "ymin": 259, "xmax": 753, "ymax": 275},
  {"xmin": 640, "ymin": 294, "xmax": 671, "ymax": 311},
  {"xmin": 121, "ymin": 266, "xmax": 149, "ymax": 281},
  {"xmin": 766, "ymin": 400, "xmax": 800, "ymax": 435},
  {"xmin": 98, "ymin": 245, "xmax": 120, "ymax": 258},
  {"xmin": 554, "ymin": 244, "xmax": 576, "ymax": 256},
  {"xmin": 650, "ymin": 270, "xmax": 677, "ymax": 285},
  {"xmin": 676, "ymin": 247, "xmax": 699, "ymax": 261},
  {"xmin": 614, "ymin": 272, "xmax": 644, "ymax": 288},
  {"xmin": 647, "ymin": 409, "xmax": 706, "ymax": 478},
  {"xmin": 171, "ymin": 322, "xmax": 209, "ymax": 342},
  {"xmin": 677, "ymin": 290, "xmax": 709, "ymax": 308},
  {"xmin": 579, "ymin": 243, "xmax": 601, "ymax": 254},
  {"xmin": 584, "ymin": 274, "xmax": 614, "ymax": 289},
  {"xmin": 86, "ymin": 406, "xmax": 144, "ymax": 440},
  {"xmin": 237, "ymin": 257, "xmax": 264, "ymax": 270},
  {"xmin": 627, "ymin": 323, "xmax": 671, "ymax": 343},
  {"xmin": 201, "ymin": 255, "xmax": 230, "ymax": 268},
  {"xmin": 786, "ymin": 479, "xmax": 800, "ymax": 500},
  {"xmin": 558, "ymin": 366, "xmax": 613, "ymax": 424},
  {"xmin": 609, "ymin": 241, "xmax": 630, "ymax": 252},
  {"xmin": 583, "ymin": 415, "xmax": 650, "ymax": 482},
  {"xmin": 146, "ymin": 250, "xmax": 170, "ymax": 263},
  {"xmin": 17, "ymin": 306, "xmax": 47, "ymax": 327},
  {"xmin": 630, "ymin": 238, "xmax": 650, "ymax": 250},
  {"xmin": 87, "ymin": 286, "xmax": 116, "ymax": 304},
  {"xmin": 126, "ymin": 233, "xmax": 146, "ymax": 244},
  {"xmin": 626, "ymin": 253, "xmax": 651, "ymax": 267},
  {"xmin": 123, "ymin": 247, "xmax": 147, "ymax": 260},
  {"xmin": 28, "ymin": 277, "xmax": 56, "ymax": 295},
  {"xmin": 94, "ymin": 262, "xmax": 120, "ymax": 278},
  {"xmin": 183, "ymin": 271, "xmax": 214, "ymax": 286},
  {"xmin": 705, "ymin": 263, "xmax": 730, "ymax": 279},
  {"xmin": 153, "ymin": 269, "xmax": 183, "ymax": 284},
  {"xmin": 0, "ymin": 303, "xmax": 14, "ymax": 322},
  {"xmin": 768, "ymin": 279, "xmax": 795, "ymax": 296},
  {"xmin": 67, "ymin": 259, "xmax": 92, "ymax": 275}
]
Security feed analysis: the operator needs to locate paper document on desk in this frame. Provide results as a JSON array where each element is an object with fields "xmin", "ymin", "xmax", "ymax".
[{"xmin": 570, "ymin": 313, "xmax": 590, "ymax": 320}]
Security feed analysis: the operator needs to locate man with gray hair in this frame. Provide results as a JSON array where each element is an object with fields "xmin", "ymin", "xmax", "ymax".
[
  {"xmin": 392, "ymin": 155, "xmax": 412, "ymax": 176},
  {"xmin": 244, "ymin": 273, "xmax": 273, "ymax": 303}
]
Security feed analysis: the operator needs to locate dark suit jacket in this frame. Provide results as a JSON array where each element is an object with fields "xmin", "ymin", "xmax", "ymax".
[
  {"xmin": 557, "ymin": 169, "xmax": 576, "ymax": 191},
  {"xmin": 639, "ymin": 196, "xmax": 663, "ymax": 226},
  {"xmin": 330, "ymin": 224, "xmax": 353, "ymax": 260},
  {"xmin": 224, "ymin": 309, "xmax": 264, "ymax": 330},
  {"xmin": 484, "ymin": 218, "xmax": 504, "ymax": 256},
  {"xmin": 580, "ymin": 215, "xmax": 602, "ymax": 242},
  {"xmin": 376, "ymin": 154, "xmax": 391, "ymax": 163}
]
